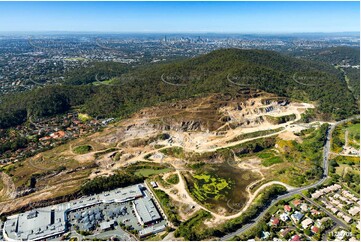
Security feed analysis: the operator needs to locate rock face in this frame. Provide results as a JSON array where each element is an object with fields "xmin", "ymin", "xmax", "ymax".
[
  {"xmin": 129, "ymin": 90, "xmax": 286, "ymax": 134},
  {"xmin": 180, "ymin": 120, "xmax": 202, "ymax": 131},
  {"xmin": 15, "ymin": 188, "xmax": 35, "ymax": 198},
  {"xmin": 150, "ymin": 122, "xmax": 171, "ymax": 131},
  {"xmin": 150, "ymin": 120, "xmax": 203, "ymax": 132}
]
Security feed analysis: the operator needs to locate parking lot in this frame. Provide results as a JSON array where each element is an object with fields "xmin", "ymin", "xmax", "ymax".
[
  {"xmin": 3, "ymin": 183, "xmax": 167, "ymax": 241},
  {"xmin": 65, "ymin": 188, "xmax": 167, "ymax": 240}
]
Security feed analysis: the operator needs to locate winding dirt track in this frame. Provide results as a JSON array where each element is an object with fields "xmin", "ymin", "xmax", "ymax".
[
  {"xmin": 0, "ymin": 97, "xmax": 317, "ymax": 220},
  {"xmin": 177, "ymin": 171, "xmax": 294, "ymax": 222},
  {"xmin": 157, "ymin": 169, "xmax": 294, "ymax": 226}
]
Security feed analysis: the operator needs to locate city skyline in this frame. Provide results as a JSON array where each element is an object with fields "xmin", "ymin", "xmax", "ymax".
[{"xmin": 0, "ymin": 1, "xmax": 359, "ymax": 33}]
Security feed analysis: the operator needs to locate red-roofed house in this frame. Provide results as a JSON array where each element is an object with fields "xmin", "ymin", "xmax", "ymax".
[
  {"xmin": 280, "ymin": 228, "xmax": 291, "ymax": 238},
  {"xmin": 311, "ymin": 226, "xmax": 320, "ymax": 234},
  {"xmin": 292, "ymin": 199, "xmax": 301, "ymax": 207},
  {"xmin": 284, "ymin": 205, "xmax": 292, "ymax": 212},
  {"xmin": 39, "ymin": 136, "xmax": 51, "ymax": 141},
  {"xmin": 291, "ymin": 235, "xmax": 301, "ymax": 241},
  {"xmin": 272, "ymin": 217, "xmax": 280, "ymax": 226},
  {"xmin": 50, "ymin": 130, "xmax": 66, "ymax": 139},
  {"xmin": 311, "ymin": 209, "xmax": 320, "ymax": 215}
]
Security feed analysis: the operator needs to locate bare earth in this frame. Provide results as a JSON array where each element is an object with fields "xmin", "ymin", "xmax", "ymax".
[{"xmin": 0, "ymin": 91, "xmax": 316, "ymax": 222}]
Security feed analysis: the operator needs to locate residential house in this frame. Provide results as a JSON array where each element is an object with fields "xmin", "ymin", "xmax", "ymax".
[
  {"xmin": 337, "ymin": 203, "xmax": 344, "ymax": 209},
  {"xmin": 290, "ymin": 234, "xmax": 301, "ymax": 241},
  {"xmin": 284, "ymin": 205, "xmax": 292, "ymax": 213},
  {"xmin": 330, "ymin": 207, "xmax": 338, "ymax": 214},
  {"xmin": 343, "ymin": 215, "xmax": 352, "ymax": 224},
  {"xmin": 272, "ymin": 218, "xmax": 280, "ymax": 227},
  {"xmin": 311, "ymin": 209, "xmax": 320, "ymax": 216},
  {"xmin": 261, "ymin": 231, "xmax": 270, "ymax": 240},
  {"xmin": 280, "ymin": 213, "xmax": 289, "ymax": 222},
  {"xmin": 150, "ymin": 181, "xmax": 158, "ymax": 188},
  {"xmin": 311, "ymin": 191, "xmax": 323, "ymax": 199},
  {"xmin": 311, "ymin": 226, "xmax": 319, "ymax": 234},
  {"xmin": 291, "ymin": 211, "xmax": 304, "ymax": 223},
  {"xmin": 300, "ymin": 204, "xmax": 308, "ymax": 212},
  {"xmin": 348, "ymin": 206, "xmax": 360, "ymax": 216},
  {"xmin": 301, "ymin": 218, "xmax": 313, "ymax": 229},
  {"xmin": 280, "ymin": 228, "xmax": 291, "ymax": 238},
  {"xmin": 292, "ymin": 200, "xmax": 301, "ymax": 207},
  {"xmin": 333, "ymin": 193, "xmax": 340, "ymax": 199}
]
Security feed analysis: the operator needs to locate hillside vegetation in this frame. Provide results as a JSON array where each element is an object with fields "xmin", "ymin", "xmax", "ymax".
[
  {"xmin": 0, "ymin": 48, "xmax": 358, "ymax": 129},
  {"xmin": 289, "ymin": 46, "xmax": 360, "ymax": 66}
]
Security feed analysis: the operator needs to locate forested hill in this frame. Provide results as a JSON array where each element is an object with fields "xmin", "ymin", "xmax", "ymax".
[
  {"xmin": 288, "ymin": 46, "xmax": 360, "ymax": 66},
  {"xmin": 0, "ymin": 48, "xmax": 358, "ymax": 129},
  {"xmin": 286, "ymin": 46, "xmax": 360, "ymax": 101}
]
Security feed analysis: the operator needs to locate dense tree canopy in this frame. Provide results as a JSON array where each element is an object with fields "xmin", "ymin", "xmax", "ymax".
[{"xmin": 0, "ymin": 48, "xmax": 358, "ymax": 129}]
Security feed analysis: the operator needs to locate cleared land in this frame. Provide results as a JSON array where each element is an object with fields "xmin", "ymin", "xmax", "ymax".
[
  {"xmin": 0, "ymin": 90, "xmax": 322, "ymax": 223},
  {"xmin": 331, "ymin": 119, "xmax": 360, "ymax": 153}
]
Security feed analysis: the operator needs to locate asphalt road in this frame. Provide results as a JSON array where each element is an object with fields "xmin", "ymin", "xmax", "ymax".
[
  {"xmin": 301, "ymin": 194, "xmax": 349, "ymax": 229},
  {"xmin": 220, "ymin": 116, "xmax": 359, "ymax": 241}
]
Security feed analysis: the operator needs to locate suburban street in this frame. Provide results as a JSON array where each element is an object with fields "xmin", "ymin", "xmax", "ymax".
[
  {"xmin": 301, "ymin": 195, "xmax": 349, "ymax": 229},
  {"xmin": 220, "ymin": 116, "xmax": 359, "ymax": 241}
]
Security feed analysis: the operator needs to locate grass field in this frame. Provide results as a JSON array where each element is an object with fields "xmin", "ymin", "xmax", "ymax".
[
  {"xmin": 257, "ymin": 151, "xmax": 284, "ymax": 167},
  {"xmin": 73, "ymin": 145, "xmax": 93, "ymax": 154},
  {"xmin": 78, "ymin": 113, "xmax": 92, "ymax": 122},
  {"xmin": 261, "ymin": 156, "xmax": 284, "ymax": 167},
  {"xmin": 166, "ymin": 173, "xmax": 179, "ymax": 184},
  {"xmin": 332, "ymin": 120, "xmax": 360, "ymax": 152},
  {"xmin": 239, "ymin": 125, "xmax": 328, "ymax": 188},
  {"xmin": 93, "ymin": 78, "xmax": 117, "ymax": 85},
  {"xmin": 264, "ymin": 114, "xmax": 296, "ymax": 125},
  {"xmin": 334, "ymin": 156, "xmax": 360, "ymax": 177},
  {"xmin": 124, "ymin": 161, "xmax": 174, "ymax": 178},
  {"xmin": 335, "ymin": 165, "xmax": 353, "ymax": 177},
  {"xmin": 335, "ymin": 155, "xmax": 360, "ymax": 165},
  {"xmin": 347, "ymin": 122, "xmax": 360, "ymax": 149},
  {"xmin": 348, "ymin": 122, "xmax": 360, "ymax": 136},
  {"xmin": 134, "ymin": 168, "xmax": 173, "ymax": 177},
  {"xmin": 330, "ymin": 155, "xmax": 360, "ymax": 194}
]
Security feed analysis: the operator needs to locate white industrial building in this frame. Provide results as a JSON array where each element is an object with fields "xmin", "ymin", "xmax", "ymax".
[{"xmin": 2, "ymin": 183, "xmax": 156, "ymax": 241}]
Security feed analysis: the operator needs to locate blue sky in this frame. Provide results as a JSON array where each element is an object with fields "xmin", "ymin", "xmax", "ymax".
[{"xmin": 0, "ymin": 1, "xmax": 359, "ymax": 33}]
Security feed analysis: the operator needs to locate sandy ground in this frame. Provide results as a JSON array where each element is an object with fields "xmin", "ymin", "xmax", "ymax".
[
  {"xmin": 0, "ymin": 172, "xmax": 16, "ymax": 201},
  {"xmin": 278, "ymin": 131, "xmax": 301, "ymax": 141},
  {"xmin": 82, "ymin": 98, "xmax": 313, "ymax": 222},
  {"xmin": 1, "ymin": 93, "xmax": 318, "ymax": 221},
  {"xmin": 0, "ymin": 181, "xmax": 74, "ymax": 214},
  {"xmin": 156, "ymin": 170, "xmax": 201, "ymax": 221},
  {"xmin": 157, "ymin": 101, "xmax": 314, "ymax": 153},
  {"xmin": 83, "ymin": 97, "xmax": 313, "ymax": 224}
]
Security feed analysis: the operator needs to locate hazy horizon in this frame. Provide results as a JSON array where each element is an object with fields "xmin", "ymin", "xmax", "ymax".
[
  {"xmin": 0, "ymin": 31, "xmax": 359, "ymax": 36},
  {"xmin": 0, "ymin": 1, "xmax": 359, "ymax": 33}
]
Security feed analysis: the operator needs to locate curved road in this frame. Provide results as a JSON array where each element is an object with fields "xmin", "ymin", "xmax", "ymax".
[{"xmin": 220, "ymin": 116, "xmax": 359, "ymax": 240}]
